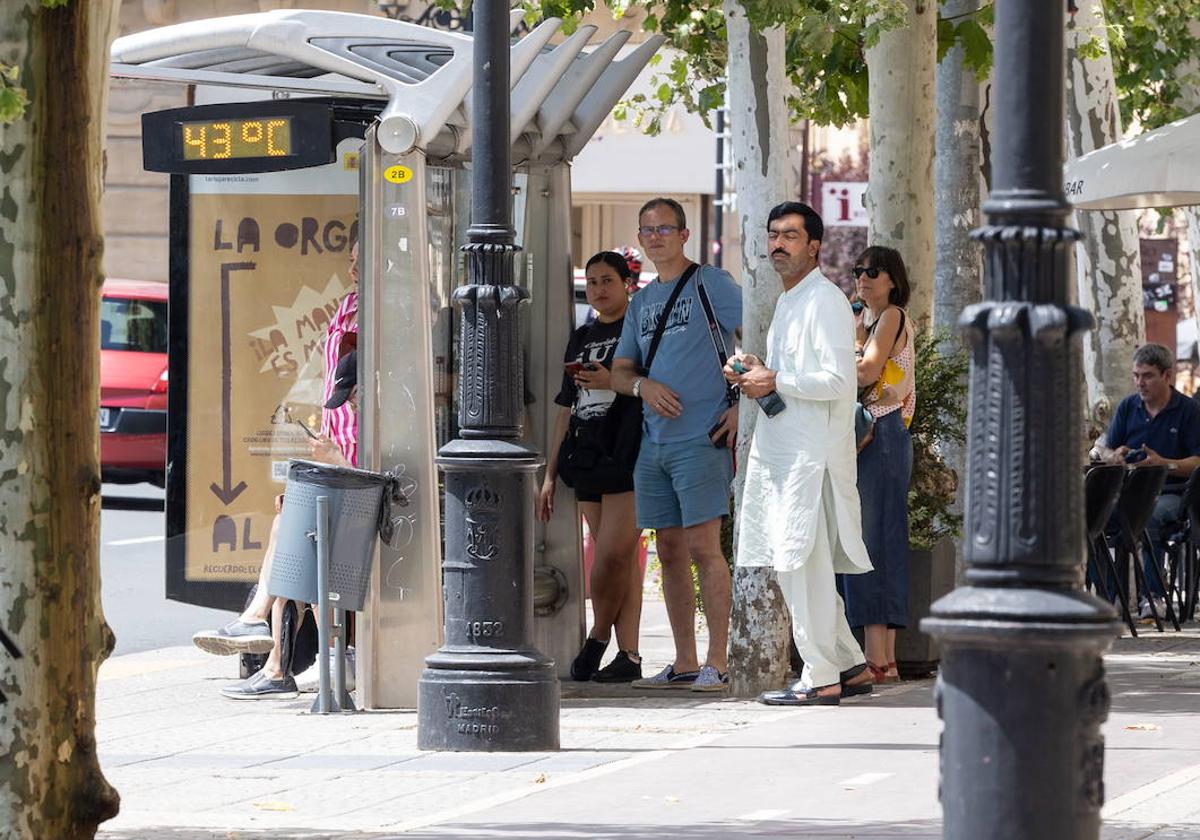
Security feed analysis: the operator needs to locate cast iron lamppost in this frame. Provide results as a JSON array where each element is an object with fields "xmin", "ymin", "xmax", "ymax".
[
  {"xmin": 922, "ymin": 3, "xmax": 1121, "ymax": 838},
  {"xmin": 417, "ymin": 0, "xmax": 560, "ymax": 751}
]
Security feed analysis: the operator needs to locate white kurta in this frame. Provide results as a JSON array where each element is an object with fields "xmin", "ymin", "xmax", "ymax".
[{"xmin": 736, "ymin": 269, "xmax": 872, "ymax": 575}]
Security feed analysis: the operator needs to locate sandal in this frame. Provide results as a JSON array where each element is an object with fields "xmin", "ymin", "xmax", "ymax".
[
  {"xmin": 885, "ymin": 661, "xmax": 901, "ymax": 683},
  {"xmin": 865, "ymin": 661, "xmax": 890, "ymax": 683}
]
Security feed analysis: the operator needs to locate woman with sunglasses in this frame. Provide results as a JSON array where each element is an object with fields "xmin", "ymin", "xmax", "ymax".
[
  {"xmin": 842, "ymin": 246, "xmax": 916, "ymax": 685},
  {"xmin": 538, "ymin": 251, "xmax": 645, "ymax": 684}
]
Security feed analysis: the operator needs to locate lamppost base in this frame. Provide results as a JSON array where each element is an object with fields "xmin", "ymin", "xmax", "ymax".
[
  {"xmin": 417, "ymin": 654, "xmax": 560, "ymax": 751},
  {"xmin": 923, "ymin": 586, "xmax": 1121, "ymax": 840}
]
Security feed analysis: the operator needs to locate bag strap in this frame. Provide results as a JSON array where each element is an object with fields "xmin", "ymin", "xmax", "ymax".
[
  {"xmin": 695, "ymin": 268, "xmax": 738, "ymax": 406},
  {"xmin": 864, "ymin": 307, "xmax": 907, "ymax": 356},
  {"xmin": 644, "ymin": 262, "xmax": 699, "ymax": 372}
]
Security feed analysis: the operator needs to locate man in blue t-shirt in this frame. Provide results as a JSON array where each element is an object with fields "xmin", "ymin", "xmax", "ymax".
[
  {"xmin": 612, "ymin": 197, "xmax": 742, "ymax": 693},
  {"xmin": 1098, "ymin": 343, "xmax": 1200, "ymax": 617}
]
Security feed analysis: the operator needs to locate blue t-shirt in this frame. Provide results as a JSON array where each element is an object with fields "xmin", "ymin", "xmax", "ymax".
[
  {"xmin": 1106, "ymin": 389, "xmax": 1200, "ymax": 483},
  {"xmin": 614, "ymin": 264, "xmax": 742, "ymax": 444}
]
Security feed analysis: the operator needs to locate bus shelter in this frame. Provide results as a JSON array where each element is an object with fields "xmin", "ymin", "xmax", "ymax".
[{"xmin": 110, "ymin": 9, "xmax": 662, "ymax": 708}]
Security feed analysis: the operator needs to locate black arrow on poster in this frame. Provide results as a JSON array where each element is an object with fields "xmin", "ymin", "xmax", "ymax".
[{"xmin": 210, "ymin": 261, "xmax": 256, "ymax": 506}]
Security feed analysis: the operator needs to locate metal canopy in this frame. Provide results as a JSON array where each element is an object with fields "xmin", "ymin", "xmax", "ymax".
[
  {"xmin": 1063, "ymin": 110, "xmax": 1200, "ymax": 211},
  {"xmin": 111, "ymin": 10, "xmax": 663, "ymax": 161}
]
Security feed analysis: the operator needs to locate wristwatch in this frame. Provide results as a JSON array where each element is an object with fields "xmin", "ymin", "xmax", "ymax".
[{"xmin": 632, "ymin": 377, "xmax": 645, "ymax": 398}]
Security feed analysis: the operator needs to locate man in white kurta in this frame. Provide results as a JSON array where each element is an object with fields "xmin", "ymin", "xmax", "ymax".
[{"xmin": 727, "ymin": 201, "xmax": 872, "ymax": 706}]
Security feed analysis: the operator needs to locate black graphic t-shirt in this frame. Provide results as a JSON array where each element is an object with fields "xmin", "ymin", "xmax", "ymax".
[{"xmin": 555, "ymin": 316, "xmax": 624, "ymax": 443}]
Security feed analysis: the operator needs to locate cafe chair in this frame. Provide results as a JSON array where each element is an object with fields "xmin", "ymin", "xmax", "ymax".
[
  {"xmin": 1084, "ymin": 464, "xmax": 1131, "ymax": 631},
  {"xmin": 1112, "ymin": 464, "xmax": 1179, "ymax": 633},
  {"xmin": 1163, "ymin": 467, "xmax": 1200, "ymax": 624}
]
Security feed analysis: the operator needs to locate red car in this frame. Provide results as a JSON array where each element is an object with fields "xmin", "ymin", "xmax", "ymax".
[{"xmin": 100, "ymin": 279, "xmax": 168, "ymax": 487}]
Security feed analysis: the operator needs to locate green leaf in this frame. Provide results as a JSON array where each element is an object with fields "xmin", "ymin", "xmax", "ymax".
[
  {"xmin": 957, "ymin": 19, "xmax": 993, "ymax": 79},
  {"xmin": 0, "ymin": 84, "xmax": 29, "ymax": 124}
]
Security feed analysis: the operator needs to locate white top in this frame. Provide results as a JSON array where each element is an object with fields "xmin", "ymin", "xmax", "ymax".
[{"xmin": 736, "ymin": 268, "xmax": 872, "ymax": 574}]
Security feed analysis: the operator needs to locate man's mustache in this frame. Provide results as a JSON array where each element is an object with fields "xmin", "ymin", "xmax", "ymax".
[{"xmin": 771, "ymin": 248, "xmax": 788, "ymax": 257}]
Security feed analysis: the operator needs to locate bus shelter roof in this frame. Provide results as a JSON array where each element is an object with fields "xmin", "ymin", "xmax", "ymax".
[
  {"xmin": 111, "ymin": 9, "xmax": 662, "ymax": 161},
  {"xmin": 1064, "ymin": 110, "xmax": 1200, "ymax": 211}
]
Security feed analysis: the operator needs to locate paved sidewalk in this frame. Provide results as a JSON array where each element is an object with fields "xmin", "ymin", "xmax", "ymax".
[{"xmin": 95, "ymin": 599, "xmax": 1200, "ymax": 839}]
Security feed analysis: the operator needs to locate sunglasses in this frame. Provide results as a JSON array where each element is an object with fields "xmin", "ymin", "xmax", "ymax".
[
  {"xmin": 852, "ymin": 266, "xmax": 882, "ymax": 279},
  {"xmin": 638, "ymin": 225, "xmax": 680, "ymax": 237}
]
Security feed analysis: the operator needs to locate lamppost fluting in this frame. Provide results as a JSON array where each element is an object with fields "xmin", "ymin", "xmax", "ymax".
[
  {"xmin": 417, "ymin": 0, "xmax": 560, "ymax": 752},
  {"xmin": 922, "ymin": 3, "xmax": 1121, "ymax": 838}
]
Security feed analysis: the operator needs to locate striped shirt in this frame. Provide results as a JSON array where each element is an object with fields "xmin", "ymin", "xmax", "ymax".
[{"xmin": 321, "ymin": 289, "xmax": 358, "ymax": 467}]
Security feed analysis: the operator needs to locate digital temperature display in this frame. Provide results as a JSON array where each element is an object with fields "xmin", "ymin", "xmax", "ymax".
[
  {"xmin": 180, "ymin": 117, "xmax": 293, "ymax": 161},
  {"xmin": 142, "ymin": 102, "xmax": 338, "ymax": 174}
]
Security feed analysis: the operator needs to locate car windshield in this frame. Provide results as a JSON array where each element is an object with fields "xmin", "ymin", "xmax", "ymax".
[{"xmin": 101, "ymin": 296, "xmax": 168, "ymax": 353}]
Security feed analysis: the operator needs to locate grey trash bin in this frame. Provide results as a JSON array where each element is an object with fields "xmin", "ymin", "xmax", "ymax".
[{"xmin": 268, "ymin": 459, "xmax": 393, "ymax": 612}]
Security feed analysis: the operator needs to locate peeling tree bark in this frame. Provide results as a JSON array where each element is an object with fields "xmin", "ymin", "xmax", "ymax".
[
  {"xmin": 0, "ymin": 2, "xmax": 121, "ymax": 838},
  {"xmin": 722, "ymin": 0, "xmax": 793, "ymax": 698},
  {"xmin": 934, "ymin": 0, "xmax": 982, "ymax": 577},
  {"xmin": 865, "ymin": 0, "xmax": 937, "ymax": 327},
  {"xmin": 1066, "ymin": 0, "xmax": 1145, "ymax": 434}
]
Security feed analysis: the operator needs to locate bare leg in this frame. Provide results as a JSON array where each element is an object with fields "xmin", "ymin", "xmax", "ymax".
[
  {"xmin": 685, "ymin": 517, "xmax": 731, "ymax": 673},
  {"xmin": 863, "ymin": 624, "xmax": 889, "ymax": 669},
  {"xmin": 594, "ymin": 492, "xmax": 643, "ymax": 653},
  {"xmin": 261, "ymin": 596, "xmax": 288, "ymax": 680},
  {"xmin": 579, "ymin": 502, "xmax": 614, "ymax": 642},
  {"xmin": 240, "ymin": 514, "xmax": 281, "ymax": 622},
  {"xmin": 886, "ymin": 628, "xmax": 898, "ymax": 677},
  {"xmin": 655, "ymin": 526, "xmax": 699, "ymax": 673}
]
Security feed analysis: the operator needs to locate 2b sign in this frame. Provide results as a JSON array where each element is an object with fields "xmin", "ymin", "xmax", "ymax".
[{"xmin": 822, "ymin": 182, "xmax": 868, "ymax": 228}]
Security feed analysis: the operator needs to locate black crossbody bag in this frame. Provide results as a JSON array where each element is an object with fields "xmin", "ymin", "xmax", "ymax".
[{"xmin": 599, "ymin": 263, "xmax": 700, "ymax": 471}]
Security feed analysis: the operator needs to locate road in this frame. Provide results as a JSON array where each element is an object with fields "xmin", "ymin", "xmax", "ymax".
[{"xmin": 100, "ymin": 482, "xmax": 232, "ymax": 656}]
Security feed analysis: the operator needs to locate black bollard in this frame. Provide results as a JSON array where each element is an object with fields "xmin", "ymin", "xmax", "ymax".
[
  {"xmin": 416, "ymin": 0, "xmax": 559, "ymax": 752},
  {"xmin": 922, "ymin": 4, "xmax": 1121, "ymax": 839}
]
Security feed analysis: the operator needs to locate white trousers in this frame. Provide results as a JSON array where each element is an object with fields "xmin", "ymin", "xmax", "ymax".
[{"xmin": 777, "ymin": 496, "xmax": 866, "ymax": 689}]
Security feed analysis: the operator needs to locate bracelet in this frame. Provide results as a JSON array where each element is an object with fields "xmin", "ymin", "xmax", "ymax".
[{"xmin": 632, "ymin": 377, "xmax": 645, "ymax": 398}]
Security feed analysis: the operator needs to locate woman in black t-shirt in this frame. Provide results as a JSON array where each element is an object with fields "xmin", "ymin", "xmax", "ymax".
[{"xmin": 538, "ymin": 251, "xmax": 644, "ymax": 684}]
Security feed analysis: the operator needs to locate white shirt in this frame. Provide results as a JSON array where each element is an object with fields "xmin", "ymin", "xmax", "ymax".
[{"xmin": 736, "ymin": 268, "xmax": 872, "ymax": 574}]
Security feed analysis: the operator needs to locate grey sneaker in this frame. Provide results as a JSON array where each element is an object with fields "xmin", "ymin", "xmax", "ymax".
[
  {"xmin": 220, "ymin": 670, "xmax": 299, "ymax": 701},
  {"xmin": 192, "ymin": 619, "xmax": 273, "ymax": 656},
  {"xmin": 631, "ymin": 664, "xmax": 700, "ymax": 690},
  {"xmin": 691, "ymin": 664, "xmax": 729, "ymax": 692}
]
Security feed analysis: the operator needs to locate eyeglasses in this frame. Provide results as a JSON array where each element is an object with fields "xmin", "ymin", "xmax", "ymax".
[
  {"xmin": 638, "ymin": 225, "xmax": 680, "ymax": 238},
  {"xmin": 852, "ymin": 266, "xmax": 882, "ymax": 279}
]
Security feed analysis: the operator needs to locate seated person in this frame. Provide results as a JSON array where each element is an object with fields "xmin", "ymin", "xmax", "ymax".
[
  {"xmin": 1093, "ymin": 343, "xmax": 1200, "ymax": 618},
  {"xmin": 192, "ymin": 351, "xmax": 358, "ymax": 699}
]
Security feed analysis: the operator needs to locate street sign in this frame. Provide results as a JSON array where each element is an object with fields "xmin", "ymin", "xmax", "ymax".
[{"xmin": 820, "ymin": 181, "xmax": 868, "ymax": 227}]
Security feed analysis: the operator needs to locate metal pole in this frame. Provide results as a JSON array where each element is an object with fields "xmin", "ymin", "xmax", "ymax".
[
  {"xmin": 714, "ymin": 106, "xmax": 725, "ymax": 270},
  {"xmin": 922, "ymin": 4, "xmax": 1120, "ymax": 839},
  {"xmin": 313, "ymin": 495, "xmax": 331, "ymax": 716},
  {"xmin": 417, "ymin": 0, "xmax": 560, "ymax": 751}
]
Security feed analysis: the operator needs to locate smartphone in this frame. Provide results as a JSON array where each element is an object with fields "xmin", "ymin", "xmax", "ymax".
[
  {"xmin": 709, "ymin": 420, "xmax": 732, "ymax": 449},
  {"xmin": 564, "ymin": 361, "xmax": 587, "ymax": 376},
  {"xmin": 293, "ymin": 415, "xmax": 320, "ymax": 441}
]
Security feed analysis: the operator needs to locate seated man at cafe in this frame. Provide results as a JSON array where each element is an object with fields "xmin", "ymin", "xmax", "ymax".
[{"xmin": 1093, "ymin": 343, "xmax": 1200, "ymax": 618}]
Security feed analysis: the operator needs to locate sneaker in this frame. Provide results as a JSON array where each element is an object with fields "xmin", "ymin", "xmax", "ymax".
[
  {"xmin": 192, "ymin": 619, "xmax": 273, "ymax": 656},
  {"xmin": 691, "ymin": 664, "xmax": 729, "ymax": 692},
  {"xmin": 296, "ymin": 648, "xmax": 356, "ymax": 694},
  {"xmin": 570, "ymin": 637, "xmax": 609, "ymax": 682},
  {"xmin": 219, "ymin": 670, "xmax": 299, "ymax": 701},
  {"xmin": 1137, "ymin": 597, "xmax": 1167, "ymax": 622},
  {"xmin": 593, "ymin": 651, "xmax": 642, "ymax": 683},
  {"xmin": 631, "ymin": 664, "xmax": 700, "ymax": 690}
]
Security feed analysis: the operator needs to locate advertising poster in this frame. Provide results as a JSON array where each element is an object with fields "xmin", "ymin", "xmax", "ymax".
[{"xmin": 180, "ymin": 140, "xmax": 359, "ymax": 588}]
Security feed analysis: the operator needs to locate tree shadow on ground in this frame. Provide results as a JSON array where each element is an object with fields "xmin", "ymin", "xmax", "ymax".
[{"xmin": 95, "ymin": 819, "xmax": 1200, "ymax": 840}]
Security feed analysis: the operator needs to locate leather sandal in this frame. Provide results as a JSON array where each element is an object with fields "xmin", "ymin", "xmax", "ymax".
[
  {"xmin": 839, "ymin": 663, "xmax": 874, "ymax": 698},
  {"xmin": 865, "ymin": 661, "xmax": 890, "ymax": 683},
  {"xmin": 758, "ymin": 684, "xmax": 842, "ymax": 707}
]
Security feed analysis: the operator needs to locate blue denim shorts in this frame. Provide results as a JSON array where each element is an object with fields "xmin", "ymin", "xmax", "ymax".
[{"xmin": 634, "ymin": 436, "xmax": 734, "ymax": 530}]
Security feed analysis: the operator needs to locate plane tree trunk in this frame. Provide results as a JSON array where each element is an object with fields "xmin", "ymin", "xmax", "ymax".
[
  {"xmin": 722, "ymin": 0, "xmax": 794, "ymax": 698},
  {"xmin": 0, "ymin": 2, "xmax": 121, "ymax": 837}
]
